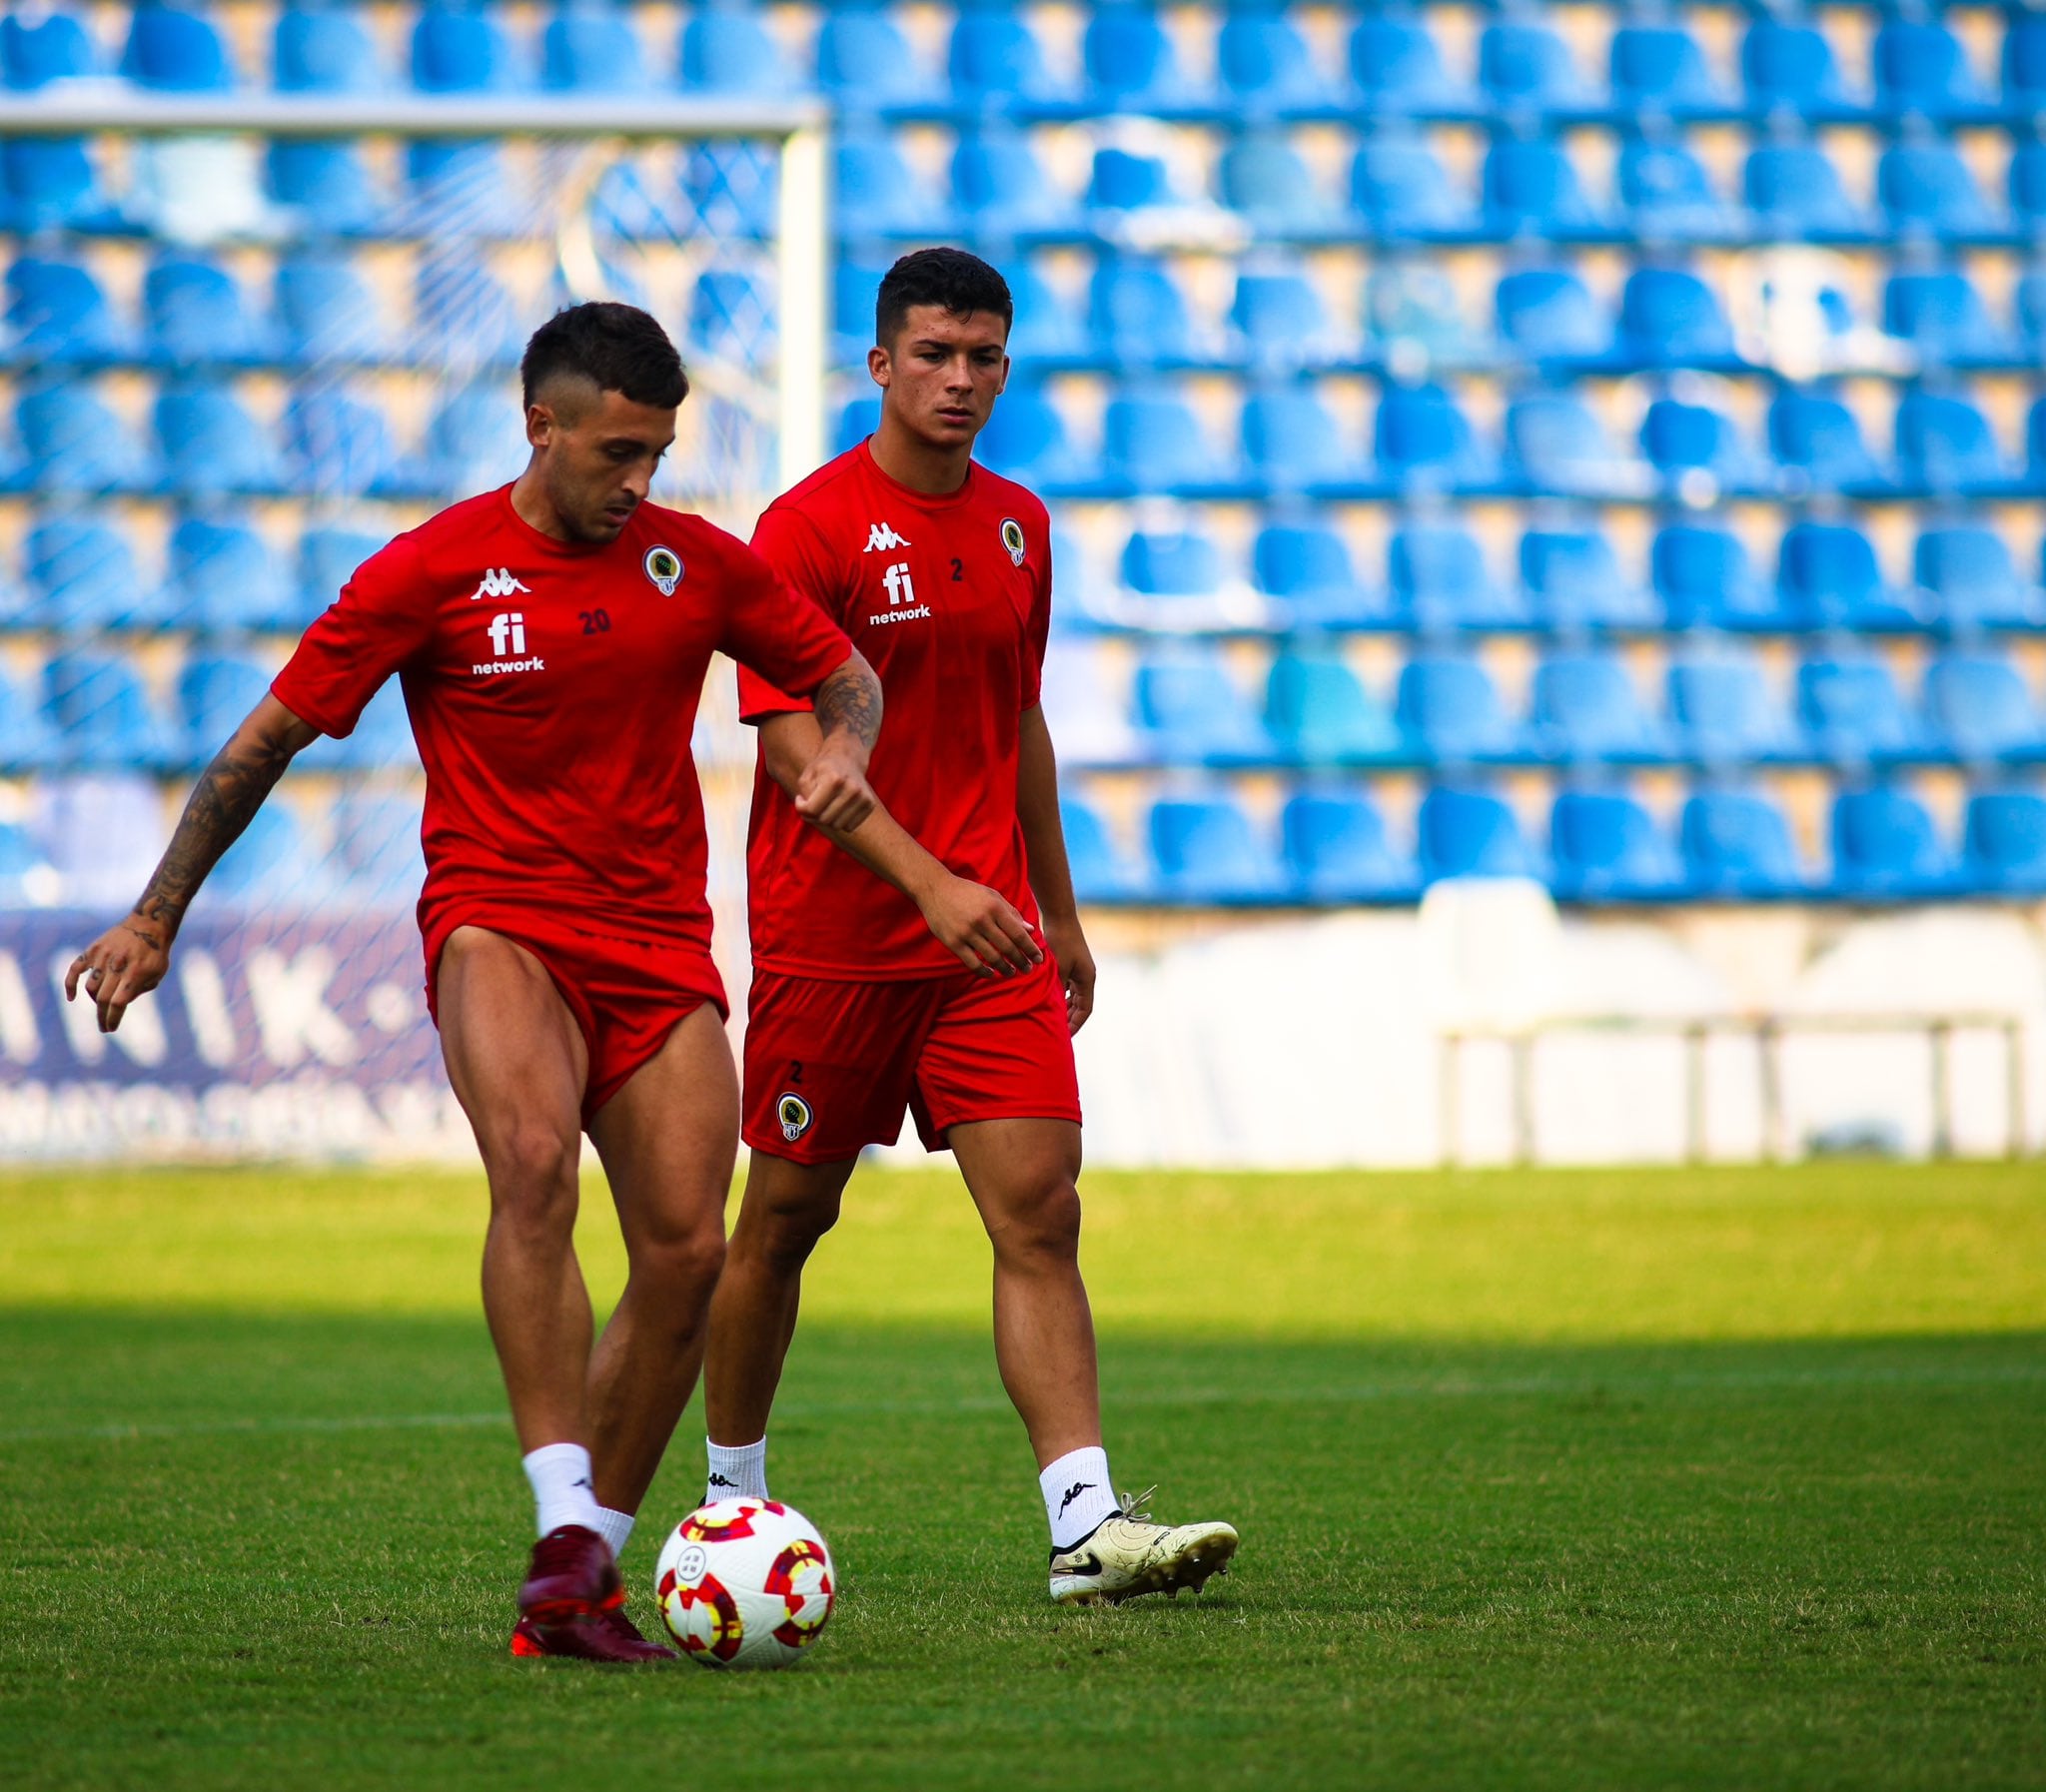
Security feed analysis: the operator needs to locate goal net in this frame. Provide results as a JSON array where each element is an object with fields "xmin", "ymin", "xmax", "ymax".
[{"xmin": 0, "ymin": 92, "xmax": 829, "ymax": 1160}]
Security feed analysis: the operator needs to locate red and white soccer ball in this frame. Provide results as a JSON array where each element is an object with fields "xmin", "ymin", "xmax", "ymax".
[{"xmin": 653, "ymin": 1497, "xmax": 835, "ymax": 1669}]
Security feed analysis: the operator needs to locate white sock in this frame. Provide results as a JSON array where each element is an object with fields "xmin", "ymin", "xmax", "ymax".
[
  {"xmin": 1041, "ymin": 1445, "xmax": 1117, "ymax": 1549},
  {"xmin": 521, "ymin": 1441, "xmax": 601, "ymax": 1538},
  {"xmin": 590, "ymin": 1504, "xmax": 635, "ymax": 1562},
  {"xmin": 705, "ymin": 1436, "xmax": 768, "ymax": 1503}
]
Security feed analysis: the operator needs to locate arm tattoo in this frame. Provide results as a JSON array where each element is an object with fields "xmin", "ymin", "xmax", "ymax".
[
  {"xmin": 812, "ymin": 656, "xmax": 882, "ymax": 751},
  {"xmin": 130, "ymin": 733, "xmax": 295, "ymax": 941}
]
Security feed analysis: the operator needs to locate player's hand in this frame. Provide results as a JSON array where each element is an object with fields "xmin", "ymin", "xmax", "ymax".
[
  {"xmin": 794, "ymin": 737, "xmax": 877, "ymax": 832},
  {"xmin": 1041, "ymin": 912, "xmax": 1095, "ymax": 1035},
  {"xmin": 64, "ymin": 916, "xmax": 171, "ymax": 1035},
  {"xmin": 919, "ymin": 876, "xmax": 1044, "ymax": 978}
]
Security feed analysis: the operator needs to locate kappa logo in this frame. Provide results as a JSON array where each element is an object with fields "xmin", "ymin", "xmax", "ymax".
[
  {"xmin": 776, "ymin": 1092, "xmax": 813, "ymax": 1143},
  {"xmin": 1056, "ymin": 1480, "xmax": 1097, "ymax": 1517},
  {"xmin": 468, "ymin": 567, "xmax": 530, "ymax": 601},
  {"xmin": 862, "ymin": 521, "xmax": 911, "ymax": 553}
]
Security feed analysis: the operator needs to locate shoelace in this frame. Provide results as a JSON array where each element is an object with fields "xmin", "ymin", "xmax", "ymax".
[{"xmin": 1116, "ymin": 1486, "xmax": 1158, "ymax": 1525}]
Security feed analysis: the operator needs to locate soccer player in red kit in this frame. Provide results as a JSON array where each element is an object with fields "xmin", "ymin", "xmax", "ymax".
[
  {"xmin": 63, "ymin": 304, "xmax": 883, "ymax": 1661},
  {"xmin": 702, "ymin": 250, "xmax": 1238, "ymax": 1603}
]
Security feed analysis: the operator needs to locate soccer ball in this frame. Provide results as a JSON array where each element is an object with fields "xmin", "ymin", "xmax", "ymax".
[{"xmin": 653, "ymin": 1497, "xmax": 835, "ymax": 1669}]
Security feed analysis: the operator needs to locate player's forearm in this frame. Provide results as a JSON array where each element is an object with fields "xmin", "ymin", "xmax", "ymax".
[
  {"xmin": 811, "ymin": 650, "xmax": 881, "ymax": 762},
  {"xmin": 758, "ymin": 711, "xmax": 946, "ymax": 904},
  {"xmin": 1016, "ymin": 706, "xmax": 1079, "ymax": 922}
]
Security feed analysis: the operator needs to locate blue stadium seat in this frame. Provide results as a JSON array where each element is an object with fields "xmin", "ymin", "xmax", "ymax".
[
  {"xmin": 155, "ymin": 380, "xmax": 272, "ymax": 497},
  {"xmin": 145, "ymin": 256, "xmax": 266, "ymax": 366},
  {"xmin": 17, "ymin": 382, "xmax": 150, "ymax": 492},
  {"xmin": 1667, "ymin": 648, "xmax": 1804, "ymax": 762},
  {"xmin": 2012, "ymin": 143, "xmax": 2046, "ymax": 235},
  {"xmin": 1506, "ymin": 395, "xmax": 1641, "ymax": 499},
  {"xmin": 1769, "ymin": 389, "xmax": 1885, "ymax": 494},
  {"xmin": 1, "ymin": 138, "xmax": 116, "ymax": 234},
  {"xmin": 1253, "ymin": 522, "xmax": 1378, "ymax": 627},
  {"xmin": 1089, "ymin": 260, "xmax": 1194, "ymax": 366},
  {"xmin": 1618, "ymin": 137, "xmax": 1733, "ymax": 242},
  {"xmin": 951, "ymin": 129, "xmax": 1072, "ymax": 237},
  {"xmin": 1680, "ymin": 790, "xmax": 1808, "ymax": 897},
  {"xmin": 1148, "ymin": 796, "xmax": 1289, "ymax": 903},
  {"xmin": 1874, "ymin": 21, "xmax": 1991, "ymax": 120},
  {"xmin": 976, "ymin": 387, "xmax": 1088, "ymax": 486},
  {"xmin": 834, "ymin": 395, "xmax": 880, "ymax": 454},
  {"xmin": 1963, "ymin": 790, "xmax": 2046, "ymax": 894},
  {"xmin": 1483, "ymin": 138, "xmax": 1600, "ymax": 236},
  {"xmin": 1060, "ymin": 797, "xmax": 1148, "ymax": 902},
  {"xmin": 830, "ymin": 259, "xmax": 888, "ymax": 367},
  {"xmin": 1390, "ymin": 523, "xmax": 1524, "ymax": 632},
  {"xmin": 2032, "ymin": 398, "xmax": 2046, "ymax": 488},
  {"xmin": 42, "ymin": 652, "xmax": 176, "ymax": 770},
  {"xmin": 1366, "ymin": 262, "xmax": 1476, "ymax": 363},
  {"xmin": 1374, "ymin": 384, "xmax": 1490, "ymax": 491},
  {"xmin": 677, "ymin": 141, "xmax": 777, "ymax": 240},
  {"xmin": 1220, "ymin": 134, "xmax": 1338, "ymax": 236},
  {"xmin": 1884, "ymin": 271, "xmax": 2012, "ymax": 365},
  {"xmin": 175, "ymin": 652, "xmax": 272, "ymax": 767},
  {"xmin": 1779, "ymin": 521, "xmax": 1915, "ymax": 631},
  {"xmin": 1924, "ymin": 655, "xmax": 2046, "ymax": 761},
  {"xmin": 1744, "ymin": 142, "xmax": 1867, "ymax": 239},
  {"xmin": 415, "ymin": 260, "xmax": 520, "ymax": 368},
  {"xmin": 1895, "ymin": 388, "xmax": 2010, "ymax": 494},
  {"xmin": 1550, "ymin": 790, "xmax": 1689, "ymax": 901},
  {"xmin": 1617, "ymin": 267, "xmax": 1734, "ymax": 366},
  {"xmin": 1914, "ymin": 526, "xmax": 2041, "ymax": 633},
  {"xmin": 1102, "ymin": 392, "xmax": 1229, "ymax": 493},
  {"xmin": 1796, "ymin": 657, "xmax": 1931, "ymax": 766},
  {"xmin": 1350, "ymin": 134, "xmax": 1472, "ymax": 236},
  {"xmin": 1418, "ymin": 787, "xmax": 1538, "ymax": 882},
  {"xmin": 1641, "ymin": 398, "xmax": 1762, "ymax": 494},
  {"xmin": 2008, "ymin": 18, "xmax": 2046, "ymax": 111},
  {"xmin": 687, "ymin": 270, "xmax": 773, "ymax": 370},
  {"xmin": 1521, "ymin": 528, "xmax": 1656, "ymax": 631},
  {"xmin": 299, "ymin": 526, "xmax": 381, "ymax": 619},
  {"xmin": 1242, "ymin": 387, "xmax": 1358, "ymax": 492},
  {"xmin": 0, "ymin": 815, "xmax": 56, "ymax": 900},
  {"xmin": 203, "ymin": 802, "xmax": 311, "ymax": 907},
  {"xmin": 817, "ymin": 9, "xmax": 922, "ymax": 109},
  {"xmin": 837, "ymin": 126, "xmax": 948, "ymax": 238},
  {"xmin": 332, "ymin": 789, "xmax": 427, "ymax": 899},
  {"xmin": 1830, "ymin": 787, "xmax": 1959, "ymax": 898},
  {"xmin": 1741, "ymin": 22, "xmax": 1847, "ymax": 116},
  {"xmin": 1230, "ymin": 272, "xmax": 1340, "ymax": 372},
  {"xmin": 542, "ymin": 5, "xmax": 648, "ymax": 93},
  {"xmin": 1121, "ymin": 529, "xmax": 1227, "ymax": 603},
  {"xmin": 275, "ymin": 6, "xmax": 380, "ymax": 93},
  {"xmin": 1133, "ymin": 648, "xmax": 1274, "ymax": 763},
  {"xmin": 1480, "ymin": 22, "xmax": 1591, "ymax": 111},
  {"xmin": 1349, "ymin": 17, "xmax": 1469, "ymax": 113},
  {"xmin": 1219, "ymin": 12, "xmax": 1339, "ymax": 117},
  {"xmin": 1281, "ymin": 791, "xmax": 1420, "ymax": 901},
  {"xmin": 1533, "ymin": 654, "xmax": 1671, "ymax": 763},
  {"xmin": 1396, "ymin": 655, "xmax": 1524, "ymax": 763},
  {"xmin": 167, "ymin": 515, "xmax": 291, "ymax": 632},
  {"xmin": 1495, "ymin": 268, "xmax": 1608, "ymax": 363},
  {"xmin": 121, "ymin": 4, "xmax": 234, "ymax": 91},
  {"xmin": 1086, "ymin": 146, "xmax": 1177, "ymax": 214},
  {"xmin": 1610, "ymin": 25, "xmax": 1724, "ymax": 116},
  {"xmin": 1265, "ymin": 650, "xmax": 1401, "ymax": 764},
  {"xmin": 998, "ymin": 263, "xmax": 1083, "ymax": 366},
  {"xmin": 1653, "ymin": 523, "xmax": 1777, "ymax": 630},
  {"xmin": 266, "ymin": 140, "xmax": 379, "ymax": 235},
  {"xmin": 2020, "ymin": 270, "xmax": 2046, "ymax": 354},
  {"xmin": 411, "ymin": 3, "xmax": 512, "ymax": 93},
  {"xmin": 26, "ymin": 517, "xmax": 147, "ymax": 631},
  {"xmin": 6, "ymin": 257, "xmax": 124, "ymax": 363},
  {"xmin": 421, "ymin": 384, "xmax": 524, "ymax": 491},
  {"xmin": 276, "ymin": 252, "xmax": 386, "ymax": 362},
  {"xmin": 286, "ymin": 389, "xmax": 396, "ymax": 496},
  {"xmin": 1084, "ymin": 5, "xmax": 1206, "ymax": 114},
  {"xmin": 1880, "ymin": 141, "xmax": 1999, "ymax": 239},
  {"xmin": 947, "ymin": 10, "xmax": 1056, "ymax": 108},
  {"xmin": 405, "ymin": 140, "xmax": 522, "ymax": 236},
  {"xmin": 0, "ymin": 668, "xmax": 55, "ymax": 770},
  {"xmin": 2, "ymin": 12, "xmax": 94, "ymax": 88}
]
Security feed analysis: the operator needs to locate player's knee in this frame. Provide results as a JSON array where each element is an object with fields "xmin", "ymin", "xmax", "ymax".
[
  {"xmin": 632, "ymin": 1218, "xmax": 726, "ymax": 1303},
  {"xmin": 483, "ymin": 1124, "xmax": 580, "ymax": 1233},
  {"xmin": 999, "ymin": 1177, "xmax": 1083, "ymax": 1268}
]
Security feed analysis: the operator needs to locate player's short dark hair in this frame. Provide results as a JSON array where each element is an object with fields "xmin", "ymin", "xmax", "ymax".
[
  {"xmin": 875, "ymin": 247, "xmax": 1013, "ymax": 348},
  {"xmin": 520, "ymin": 302, "xmax": 688, "ymax": 411}
]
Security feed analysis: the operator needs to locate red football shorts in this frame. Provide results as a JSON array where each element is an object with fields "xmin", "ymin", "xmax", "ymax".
[
  {"xmin": 423, "ymin": 908, "xmax": 728, "ymax": 1125},
  {"xmin": 740, "ymin": 955, "xmax": 1082, "ymax": 1163}
]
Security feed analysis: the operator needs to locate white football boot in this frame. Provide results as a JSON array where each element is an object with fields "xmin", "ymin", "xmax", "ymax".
[{"xmin": 1047, "ymin": 1488, "xmax": 1239, "ymax": 1604}]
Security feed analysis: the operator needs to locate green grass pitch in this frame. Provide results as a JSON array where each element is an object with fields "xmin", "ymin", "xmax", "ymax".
[{"xmin": 2, "ymin": 1160, "xmax": 2042, "ymax": 1791}]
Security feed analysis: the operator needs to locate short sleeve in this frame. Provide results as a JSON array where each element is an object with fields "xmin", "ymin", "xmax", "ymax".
[
  {"xmin": 1020, "ymin": 515, "xmax": 1053, "ymax": 712},
  {"xmin": 719, "ymin": 535, "xmax": 851, "ymax": 715},
  {"xmin": 735, "ymin": 506, "xmax": 849, "ymax": 724},
  {"xmin": 270, "ymin": 534, "xmax": 432, "ymax": 738}
]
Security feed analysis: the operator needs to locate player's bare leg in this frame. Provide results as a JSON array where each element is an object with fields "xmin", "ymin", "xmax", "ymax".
[
  {"xmin": 702, "ymin": 1152, "xmax": 860, "ymax": 1490},
  {"xmin": 582, "ymin": 1001, "xmax": 740, "ymax": 1514}
]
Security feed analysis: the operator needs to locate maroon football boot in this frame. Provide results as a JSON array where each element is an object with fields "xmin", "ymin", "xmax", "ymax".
[
  {"xmin": 510, "ymin": 1604, "xmax": 676, "ymax": 1663},
  {"xmin": 516, "ymin": 1524, "xmax": 622, "ymax": 1628}
]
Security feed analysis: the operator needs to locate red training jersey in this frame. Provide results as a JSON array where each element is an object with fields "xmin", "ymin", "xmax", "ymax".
[
  {"xmin": 739, "ymin": 440, "xmax": 1052, "ymax": 980},
  {"xmin": 273, "ymin": 485, "xmax": 852, "ymax": 953}
]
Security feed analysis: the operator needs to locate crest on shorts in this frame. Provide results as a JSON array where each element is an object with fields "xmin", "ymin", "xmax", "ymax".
[
  {"xmin": 643, "ymin": 545, "xmax": 683, "ymax": 595},
  {"xmin": 776, "ymin": 1093, "xmax": 813, "ymax": 1143},
  {"xmin": 999, "ymin": 518, "xmax": 1027, "ymax": 567}
]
